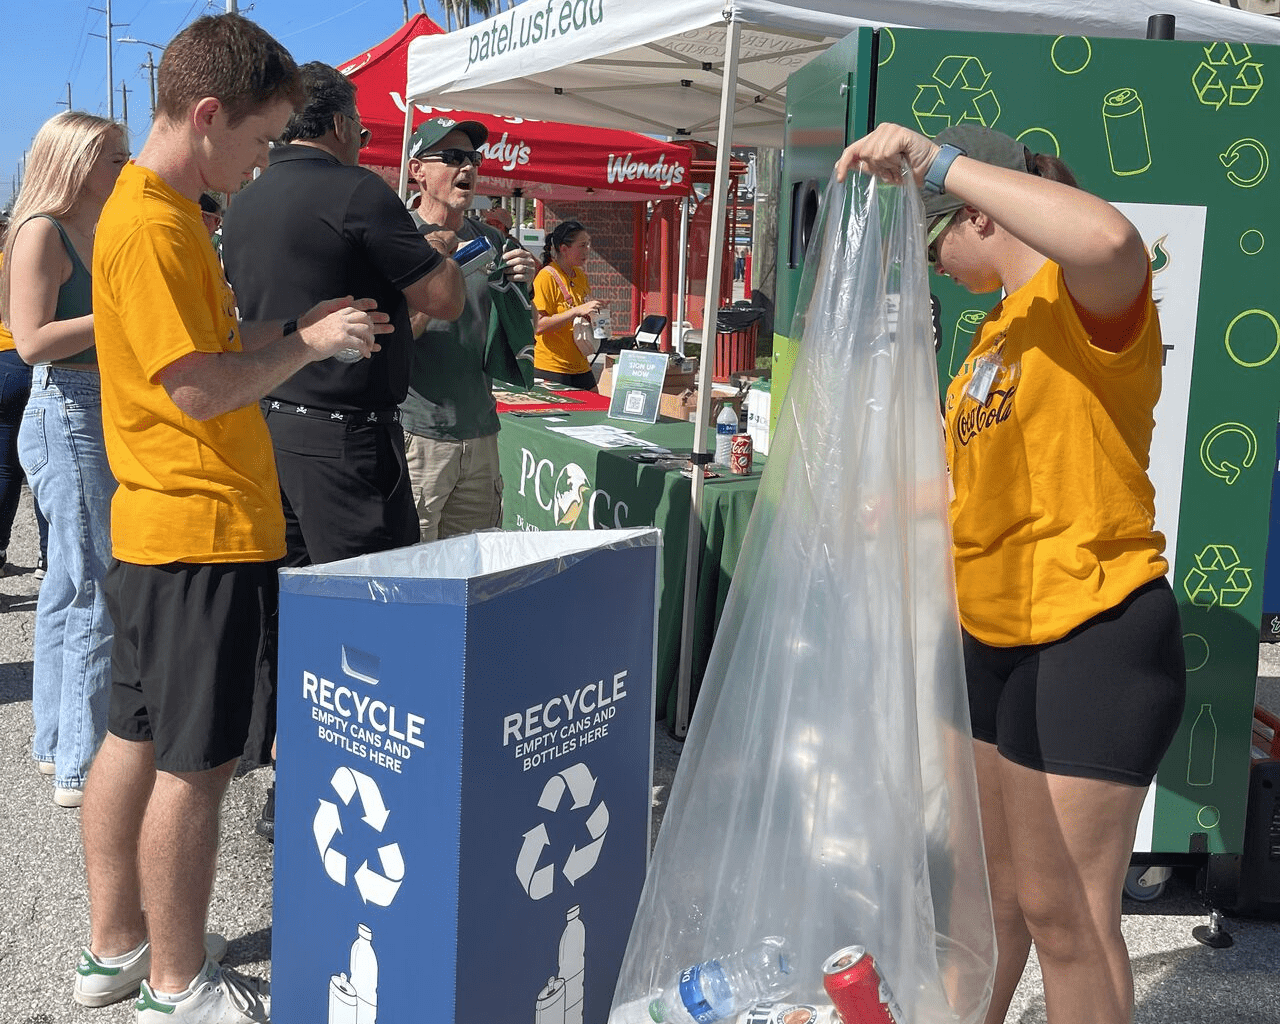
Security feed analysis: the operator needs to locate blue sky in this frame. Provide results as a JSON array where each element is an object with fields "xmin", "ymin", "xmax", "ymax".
[{"xmin": 1, "ymin": 0, "xmax": 455, "ymax": 209}]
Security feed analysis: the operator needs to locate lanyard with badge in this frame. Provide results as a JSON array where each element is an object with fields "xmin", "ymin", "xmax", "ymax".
[{"xmin": 965, "ymin": 332, "xmax": 1008, "ymax": 405}]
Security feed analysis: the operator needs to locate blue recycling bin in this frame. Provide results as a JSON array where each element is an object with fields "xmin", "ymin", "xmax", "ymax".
[{"xmin": 271, "ymin": 529, "xmax": 660, "ymax": 1024}]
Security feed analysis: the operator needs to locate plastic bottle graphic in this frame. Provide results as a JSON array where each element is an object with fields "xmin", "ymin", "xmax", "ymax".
[
  {"xmin": 535, "ymin": 976, "xmax": 568, "ymax": 1024},
  {"xmin": 349, "ymin": 923, "xmax": 378, "ymax": 1024},
  {"xmin": 559, "ymin": 906, "xmax": 587, "ymax": 1024},
  {"xmin": 1187, "ymin": 703, "xmax": 1217, "ymax": 787},
  {"xmin": 1102, "ymin": 88, "xmax": 1152, "ymax": 176},
  {"xmin": 647, "ymin": 936, "xmax": 792, "ymax": 1024},
  {"xmin": 715, "ymin": 403, "xmax": 737, "ymax": 464},
  {"xmin": 328, "ymin": 973, "xmax": 358, "ymax": 1024}
]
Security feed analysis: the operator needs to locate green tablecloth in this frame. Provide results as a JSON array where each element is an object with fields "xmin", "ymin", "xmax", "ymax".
[{"xmin": 497, "ymin": 410, "xmax": 763, "ymax": 723}]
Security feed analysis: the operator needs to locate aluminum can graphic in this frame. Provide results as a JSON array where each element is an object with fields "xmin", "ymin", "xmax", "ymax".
[
  {"xmin": 1102, "ymin": 88, "xmax": 1152, "ymax": 176},
  {"xmin": 821, "ymin": 946, "xmax": 901, "ymax": 1024},
  {"xmin": 328, "ymin": 973, "xmax": 358, "ymax": 1024},
  {"xmin": 949, "ymin": 309, "xmax": 987, "ymax": 376},
  {"xmin": 730, "ymin": 434, "xmax": 753, "ymax": 475},
  {"xmin": 454, "ymin": 234, "xmax": 498, "ymax": 277}
]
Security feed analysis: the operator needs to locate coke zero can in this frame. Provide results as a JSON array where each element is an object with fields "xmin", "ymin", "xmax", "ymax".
[
  {"xmin": 821, "ymin": 946, "xmax": 901, "ymax": 1024},
  {"xmin": 730, "ymin": 433, "xmax": 753, "ymax": 475}
]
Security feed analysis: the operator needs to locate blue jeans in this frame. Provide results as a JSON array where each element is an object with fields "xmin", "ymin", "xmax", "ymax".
[
  {"xmin": 18, "ymin": 366, "xmax": 115, "ymax": 788},
  {"xmin": 0, "ymin": 348, "xmax": 48, "ymax": 556}
]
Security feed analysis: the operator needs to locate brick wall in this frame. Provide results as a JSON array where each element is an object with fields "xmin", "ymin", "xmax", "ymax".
[{"xmin": 542, "ymin": 202, "xmax": 638, "ymax": 334}]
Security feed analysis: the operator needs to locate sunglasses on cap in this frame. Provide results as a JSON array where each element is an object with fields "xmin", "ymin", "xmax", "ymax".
[
  {"xmin": 420, "ymin": 148, "xmax": 484, "ymax": 169},
  {"xmin": 926, "ymin": 209, "xmax": 958, "ymax": 269}
]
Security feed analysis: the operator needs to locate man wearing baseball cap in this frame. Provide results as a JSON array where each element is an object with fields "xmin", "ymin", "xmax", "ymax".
[{"xmin": 400, "ymin": 116, "xmax": 538, "ymax": 541}]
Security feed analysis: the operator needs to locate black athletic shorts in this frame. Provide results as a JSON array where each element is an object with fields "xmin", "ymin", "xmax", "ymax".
[
  {"xmin": 105, "ymin": 559, "xmax": 278, "ymax": 773},
  {"xmin": 963, "ymin": 577, "xmax": 1186, "ymax": 786},
  {"xmin": 534, "ymin": 369, "xmax": 599, "ymax": 391}
]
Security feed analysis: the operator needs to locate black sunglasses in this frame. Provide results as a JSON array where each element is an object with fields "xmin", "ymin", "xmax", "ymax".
[{"xmin": 421, "ymin": 148, "xmax": 484, "ymax": 169}]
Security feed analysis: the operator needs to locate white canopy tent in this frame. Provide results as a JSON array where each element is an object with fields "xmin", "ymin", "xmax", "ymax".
[{"xmin": 406, "ymin": 0, "xmax": 1280, "ymax": 734}]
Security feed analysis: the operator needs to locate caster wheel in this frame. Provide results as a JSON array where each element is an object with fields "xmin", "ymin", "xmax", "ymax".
[{"xmin": 1124, "ymin": 866, "xmax": 1166, "ymax": 902}]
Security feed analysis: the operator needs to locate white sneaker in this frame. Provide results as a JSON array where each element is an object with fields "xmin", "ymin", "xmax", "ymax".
[
  {"xmin": 136, "ymin": 959, "xmax": 270, "ymax": 1023},
  {"xmin": 74, "ymin": 934, "xmax": 228, "ymax": 1007}
]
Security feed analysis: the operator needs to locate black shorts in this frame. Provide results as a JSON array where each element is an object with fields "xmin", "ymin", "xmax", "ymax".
[
  {"xmin": 105, "ymin": 559, "xmax": 278, "ymax": 772},
  {"xmin": 534, "ymin": 369, "xmax": 598, "ymax": 391},
  {"xmin": 963, "ymin": 577, "xmax": 1186, "ymax": 786}
]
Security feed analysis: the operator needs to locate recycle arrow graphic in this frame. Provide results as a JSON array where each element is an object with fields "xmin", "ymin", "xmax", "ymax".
[{"xmin": 354, "ymin": 843, "xmax": 405, "ymax": 906}]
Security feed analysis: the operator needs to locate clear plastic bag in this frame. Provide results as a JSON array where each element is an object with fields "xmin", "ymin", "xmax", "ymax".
[{"xmin": 609, "ymin": 173, "xmax": 996, "ymax": 1024}]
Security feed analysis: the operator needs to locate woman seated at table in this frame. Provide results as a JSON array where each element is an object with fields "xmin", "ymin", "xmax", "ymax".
[{"xmin": 532, "ymin": 220, "xmax": 604, "ymax": 391}]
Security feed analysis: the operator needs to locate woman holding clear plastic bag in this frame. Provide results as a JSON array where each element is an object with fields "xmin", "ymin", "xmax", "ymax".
[
  {"xmin": 836, "ymin": 124, "xmax": 1185, "ymax": 1024},
  {"xmin": 532, "ymin": 219, "xmax": 604, "ymax": 391}
]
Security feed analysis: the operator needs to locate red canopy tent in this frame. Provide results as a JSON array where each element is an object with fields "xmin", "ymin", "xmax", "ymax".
[{"xmin": 338, "ymin": 15, "xmax": 692, "ymax": 203}]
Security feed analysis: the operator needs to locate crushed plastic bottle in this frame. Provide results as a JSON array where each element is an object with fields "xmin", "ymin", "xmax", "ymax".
[{"xmin": 648, "ymin": 937, "xmax": 792, "ymax": 1024}]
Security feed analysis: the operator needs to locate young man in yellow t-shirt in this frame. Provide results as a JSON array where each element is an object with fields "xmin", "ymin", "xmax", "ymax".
[{"xmin": 78, "ymin": 15, "xmax": 394, "ymax": 1024}]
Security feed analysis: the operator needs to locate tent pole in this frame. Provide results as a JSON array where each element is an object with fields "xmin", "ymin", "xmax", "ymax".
[
  {"xmin": 673, "ymin": 15, "xmax": 741, "ymax": 738},
  {"xmin": 397, "ymin": 94, "xmax": 415, "ymax": 202},
  {"xmin": 675, "ymin": 196, "xmax": 690, "ymax": 357}
]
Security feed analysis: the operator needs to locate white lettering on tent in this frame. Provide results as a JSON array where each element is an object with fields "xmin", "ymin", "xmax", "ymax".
[
  {"xmin": 606, "ymin": 152, "xmax": 686, "ymax": 190},
  {"xmin": 480, "ymin": 132, "xmax": 532, "ymax": 172}
]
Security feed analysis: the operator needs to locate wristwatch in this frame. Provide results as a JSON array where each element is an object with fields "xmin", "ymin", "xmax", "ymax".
[
  {"xmin": 282, "ymin": 318, "xmax": 299, "ymax": 338},
  {"xmin": 923, "ymin": 144, "xmax": 966, "ymax": 197}
]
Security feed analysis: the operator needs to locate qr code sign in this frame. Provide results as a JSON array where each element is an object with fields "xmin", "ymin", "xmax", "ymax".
[{"xmin": 624, "ymin": 390, "xmax": 646, "ymax": 415}]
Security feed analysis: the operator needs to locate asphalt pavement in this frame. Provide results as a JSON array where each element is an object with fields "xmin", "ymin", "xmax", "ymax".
[{"xmin": 1, "ymin": 483, "xmax": 1277, "ymax": 1023}]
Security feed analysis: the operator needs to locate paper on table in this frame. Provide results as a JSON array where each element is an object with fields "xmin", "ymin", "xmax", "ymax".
[{"xmin": 548, "ymin": 424, "xmax": 670, "ymax": 450}]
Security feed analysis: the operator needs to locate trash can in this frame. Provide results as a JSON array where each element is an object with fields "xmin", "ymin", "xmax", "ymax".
[
  {"xmin": 714, "ymin": 305, "xmax": 764, "ymax": 380},
  {"xmin": 271, "ymin": 529, "xmax": 660, "ymax": 1024}
]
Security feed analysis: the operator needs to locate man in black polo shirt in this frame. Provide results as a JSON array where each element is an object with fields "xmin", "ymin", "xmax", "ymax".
[
  {"xmin": 220, "ymin": 62, "xmax": 464, "ymax": 837},
  {"xmin": 221, "ymin": 61, "xmax": 463, "ymax": 567}
]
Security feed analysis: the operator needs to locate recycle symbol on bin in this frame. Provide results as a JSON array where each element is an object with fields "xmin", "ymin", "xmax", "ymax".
[
  {"xmin": 1183, "ymin": 543, "xmax": 1253, "ymax": 608},
  {"xmin": 1193, "ymin": 43, "xmax": 1264, "ymax": 110},
  {"xmin": 912, "ymin": 55, "xmax": 1002, "ymax": 137},
  {"xmin": 516, "ymin": 762, "xmax": 609, "ymax": 901},
  {"xmin": 313, "ymin": 766, "xmax": 405, "ymax": 907}
]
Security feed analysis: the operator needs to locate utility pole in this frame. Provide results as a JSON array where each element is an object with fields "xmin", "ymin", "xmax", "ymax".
[
  {"xmin": 402, "ymin": 0, "xmax": 410, "ymax": 21},
  {"xmin": 226, "ymin": 0, "xmax": 238, "ymax": 11},
  {"xmin": 58, "ymin": 82, "xmax": 72, "ymax": 111},
  {"xmin": 121, "ymin": 81, "xmax": 130, "ymax": 132},
  {"xmin": 90, "ymin": 0, "xmax": 125, "ymax": 119},
  {"xmin": 144, "ymin": 52, "xmax": 156, "ymax": 116}
]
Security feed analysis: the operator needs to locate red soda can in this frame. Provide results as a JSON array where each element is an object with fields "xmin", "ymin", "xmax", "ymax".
[
  {"xmin": 821, "ymin": 946, "xmax": 901, "ymax": 1024},
  {"xmin": 730, "ymin": 433, "xmax": 753, "ymax": 475}
]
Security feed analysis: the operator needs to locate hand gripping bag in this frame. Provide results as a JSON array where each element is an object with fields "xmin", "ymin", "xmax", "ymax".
[{"xmin": 609, "ymin": 173, "xmax": 996, "ymax": 1024}]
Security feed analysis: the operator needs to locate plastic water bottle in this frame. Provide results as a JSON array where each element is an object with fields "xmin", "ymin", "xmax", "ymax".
[
  {"xmin": 648, "ymin": 936, "xmax": 792, "ymax": 1024},
  {"xmin": 559, "ymin": 905, "xmax": 587, "ymax": 1024},
  {"xmin": 714, "ymin": 402, "xmax": 737, "ymax": 465},
  {"xmin": 349, "ymin": 923, "xmax": 378, "ymax": 1024}
]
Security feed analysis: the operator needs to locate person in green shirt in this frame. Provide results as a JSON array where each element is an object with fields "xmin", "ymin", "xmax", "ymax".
[{"xmin": 402, "ymin": 117, "xmax": 537, "ymax": 539}]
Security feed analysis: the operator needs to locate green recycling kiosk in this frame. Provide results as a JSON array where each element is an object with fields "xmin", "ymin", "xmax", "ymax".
[{"xmin": 777, "ymin": 27, "xmax": 1280, "ymax": 903}]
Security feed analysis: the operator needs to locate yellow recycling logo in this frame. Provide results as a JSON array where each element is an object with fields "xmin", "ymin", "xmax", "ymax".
[
  {"xmin": 913, "ymin": 55, "xmax": 1001, "ymax": 137},
  {"xmin": 1193, "ymin": 43, "xmax": 1264, "ymax": 110},
  {"xmin": 1183, "ymin": 544, "xmax": 1253, "ymax": 608}
]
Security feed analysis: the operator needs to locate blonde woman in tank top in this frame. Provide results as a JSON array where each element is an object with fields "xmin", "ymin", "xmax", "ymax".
[{"xmin": 0, "ymin": 112, "xmax": 129, "ymax": 807}]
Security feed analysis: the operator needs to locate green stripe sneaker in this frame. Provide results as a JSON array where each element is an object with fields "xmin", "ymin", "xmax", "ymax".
[
  {"xmin": 136, "ymin": 959, "xmax": 270, "ymax": 1023},
  {"xmin": 73, "ymin": 933, "xmax": 229, "ymax": 1008}
]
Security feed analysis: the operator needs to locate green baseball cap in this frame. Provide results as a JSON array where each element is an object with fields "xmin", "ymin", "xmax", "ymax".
[
  {"xmin": 923, "ymin": 125, "xmax": 1033, "ymax": 220},
  {"xmin": 408, "ymin": 116, "xmax": 488, "ymax": 159}
]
